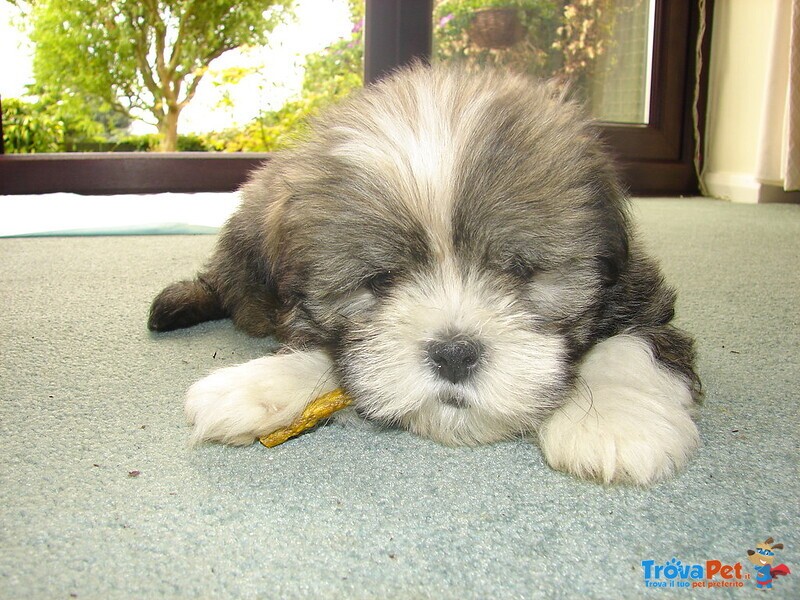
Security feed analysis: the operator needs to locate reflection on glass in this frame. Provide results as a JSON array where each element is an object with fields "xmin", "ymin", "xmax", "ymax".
[{"xmin": 433, "ymin": 0, "xmax": 654, "ymax": 124}]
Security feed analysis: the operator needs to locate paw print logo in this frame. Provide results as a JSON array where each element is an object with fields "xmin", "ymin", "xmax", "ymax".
[{"xmin": 659, "ymin": 557, "xmax": 691, "ymax": 580}]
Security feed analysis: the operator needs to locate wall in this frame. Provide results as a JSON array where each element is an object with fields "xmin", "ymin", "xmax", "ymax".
[{"xmin": 704, "ymin": 0, "xmax": 800, "ymax": 202}]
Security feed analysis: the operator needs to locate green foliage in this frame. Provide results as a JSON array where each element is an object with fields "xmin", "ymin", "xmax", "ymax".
[
  {"xmin": 203, "ymin": 5, "xmax": 364, "ymax": 153},
  {"xmin": 108, "ymin": 133, "xmax": 208, "ymax": 151},
  {"xmin": 27, "ymin": 84, "xmax": 123, "ymax": 140},
  {"xmin": 13, "ymin": 0, "xmax": 616, "ymax": 153},
  {"xmin": 2, "ymin": 97, "xmax": 212, "ymax": 153},
  {"xmin": 1, "ymin": 90, "xmax": 128, "ymax": 153},
  {"xmin": 28, "ymin": 0, "xmax": 294, "ymax": 151},
  {"xmin": 111, "ymin": 134, "xmax": 161, "ymax": 152},
  {"xmin": 6, "ymin": 71, "xmax": 152, "ymax": 152},
  {"xmin": 175, "ymin": 133, "xmax": 208, "ymax": 152},
  {"xmin": 2, "ymin": 97, "xmax": 64, "ymax": 153},
  {"xmin": 211, "ymin": 65, "xmax": 261, "ymax": 111},
  {"xmin": 301, "ymin": 32, "xmax": 363, "ymax": 100},
  {"xmin": 200, "ymin": 98, "xmax": 307, "ymax": 152},
  {"xmin": 346, "ymin": 0, "xmax": 363, "ymax": 22}
]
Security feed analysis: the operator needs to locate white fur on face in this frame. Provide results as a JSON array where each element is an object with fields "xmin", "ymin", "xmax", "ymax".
[
  {"xmin": 340, "ymin": 258, "xmax": 568, "ymax": 446},
  {"xmin": 327, "ymin": 75, "xmax": 575, "ymax": 444}
]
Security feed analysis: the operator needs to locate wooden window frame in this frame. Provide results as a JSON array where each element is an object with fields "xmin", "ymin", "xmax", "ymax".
[{"xmin": 0, "ymin": 0, "xmax": 711, "ymax": 196}]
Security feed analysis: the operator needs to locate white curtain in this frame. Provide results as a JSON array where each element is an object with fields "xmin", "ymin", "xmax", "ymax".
[{"xmin": 757, "ymin": 0, "xmax": 800, "ymax": 191}]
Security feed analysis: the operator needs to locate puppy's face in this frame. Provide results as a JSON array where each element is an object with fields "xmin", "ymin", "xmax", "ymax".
[{"xmin": 264, "ymin": 67, "xmax": 629, "ymax": 445}]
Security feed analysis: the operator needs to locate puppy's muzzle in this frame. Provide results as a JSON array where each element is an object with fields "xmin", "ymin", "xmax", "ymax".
[{"xmin": 426, "ymin": 336, "xmax": 483, "ymax": 384}]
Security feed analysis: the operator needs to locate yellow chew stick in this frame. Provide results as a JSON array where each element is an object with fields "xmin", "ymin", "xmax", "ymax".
[{"xmin": 259, "ymin": 388, "xmax": 352, "ymax": 448}]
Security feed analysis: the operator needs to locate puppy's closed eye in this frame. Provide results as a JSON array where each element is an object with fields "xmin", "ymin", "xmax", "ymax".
[
  {"xmin": 363, "ymin": 270, "xmax": 398, "ymax": 296},
  {"xmin": 505, "ymin": 256, "xmax": 540, "ymax": 283},
  {"xmin": 597, "ymin": 256, "xmax": 623, "ymax": 287}
]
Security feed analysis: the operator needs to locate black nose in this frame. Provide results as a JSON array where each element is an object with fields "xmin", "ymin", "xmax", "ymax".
[{"xmin": 426, "ymin": 337, "xmax": 483, "ymax": 384}]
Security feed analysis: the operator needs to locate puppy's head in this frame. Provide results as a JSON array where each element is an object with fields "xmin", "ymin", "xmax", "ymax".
[{"xmin": 255, "ymin": 65, "xmax": 629, "ymax": 445}]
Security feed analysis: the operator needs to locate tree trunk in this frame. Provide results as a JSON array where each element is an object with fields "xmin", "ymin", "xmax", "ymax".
[{"xmin": 158, "ymin": 106, "xmax": 181, "ymax": 152}]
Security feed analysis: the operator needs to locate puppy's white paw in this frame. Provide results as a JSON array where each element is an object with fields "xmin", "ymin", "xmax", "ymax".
[
  {"xmin": 185, "ymin": 350, "xmax": 337, "ymax": 446},
  {"xmin": 537, "ymin": 335, "xmax": 699, "ymax": 485}
]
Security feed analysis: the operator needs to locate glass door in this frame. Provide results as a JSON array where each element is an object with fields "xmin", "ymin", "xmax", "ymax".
[{"xmin": 432, "ymin": 0, "xmax": 656, "ymax": 125}]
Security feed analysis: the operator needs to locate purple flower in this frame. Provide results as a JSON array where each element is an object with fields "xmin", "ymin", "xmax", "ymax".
[
  {"xmin": 352, "ymin": 18, "xmax": 364, "ymax": 34},
  {"xmin": 438, "ymin": 13, "xmax": 454, "ymax": 28}
]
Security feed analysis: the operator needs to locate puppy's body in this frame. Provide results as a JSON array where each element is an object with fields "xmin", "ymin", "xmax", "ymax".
[{"xmin": 150, "ymin": 65, "xmax": 701, "ymax": 485}]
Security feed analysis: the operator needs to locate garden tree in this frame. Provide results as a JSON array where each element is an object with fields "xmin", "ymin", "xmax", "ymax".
[
  {"xmin": 202, "ymin": 0, "xmax": 363, "ymax": 152},
  {"xmin": 29, "ymin": 0, "xmax": 293, "ymax": 151}
]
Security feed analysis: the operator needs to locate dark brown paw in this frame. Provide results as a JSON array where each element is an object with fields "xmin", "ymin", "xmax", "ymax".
[{"xmin": 148, "ymin": 279, "xmax": 226, "ymax": 331}]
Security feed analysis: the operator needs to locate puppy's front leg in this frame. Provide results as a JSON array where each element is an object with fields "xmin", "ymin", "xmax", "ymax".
[
  {"xmin": 537, "ymin": 334, "xmax": 699, "ymax": 485},
  {"xmin": 184, "ymin": 350, "xmax": 338, "ymax": 446}
]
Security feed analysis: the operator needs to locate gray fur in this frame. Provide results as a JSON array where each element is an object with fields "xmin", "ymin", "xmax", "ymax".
[{"xmin": 149, "ymin": 64, "xmax": 700, "ymax": 444}]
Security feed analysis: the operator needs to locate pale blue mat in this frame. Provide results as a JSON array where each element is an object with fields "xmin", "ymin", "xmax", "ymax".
[{"xmin": 0, "ymin": 197, "xmax": 798, "ymax": 598}]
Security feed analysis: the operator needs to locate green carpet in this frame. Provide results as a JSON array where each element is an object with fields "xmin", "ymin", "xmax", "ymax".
[{"xmin": 1, "ymin": 197, "xmax": 798, "ymax": 598}]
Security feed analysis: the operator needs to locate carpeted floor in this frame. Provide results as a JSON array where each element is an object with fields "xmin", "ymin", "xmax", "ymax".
[{"xmin": 0, "ymin": 197, "xmax": 798, "ymax": 599}]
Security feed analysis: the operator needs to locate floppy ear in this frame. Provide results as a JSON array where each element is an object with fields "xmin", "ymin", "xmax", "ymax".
[
  {"xmin": 772, "ymin": 543, "xmax": 784, "ymax": 550},
  {"xmin": 235, "ymin": 160, "xmax": 327, "ymax": 345},
  {"xmin": 593, "ymin": 161, "xmax": 631, "ymax": 287},
  {"xmin": 597, "ymin": 215, "xmax": 629, "ymax": 286}
]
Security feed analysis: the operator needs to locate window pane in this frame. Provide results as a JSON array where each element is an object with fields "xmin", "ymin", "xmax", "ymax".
[
  {"xmin": 433, "ymin": 0, "xmax": 654, "ymax": 124},
  {"xmin": 1, "ymin": 0, "xmax": 364, "ymax": 154}
]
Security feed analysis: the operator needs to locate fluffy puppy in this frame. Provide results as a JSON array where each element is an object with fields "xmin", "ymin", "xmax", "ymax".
[{"xmin": 149, "ymin": 64, "xmax": 701, "ymax": 485}]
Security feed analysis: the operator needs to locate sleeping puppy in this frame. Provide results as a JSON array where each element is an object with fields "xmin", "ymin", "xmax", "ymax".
[{"xmin": 148, "ymin": 64, "xmax": 701, "ymax": 485}]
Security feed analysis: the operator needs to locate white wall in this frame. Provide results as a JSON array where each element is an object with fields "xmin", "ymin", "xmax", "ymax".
[{"xmin": 704, "ymin": 0, "xmax": 800, "ymax": 202}]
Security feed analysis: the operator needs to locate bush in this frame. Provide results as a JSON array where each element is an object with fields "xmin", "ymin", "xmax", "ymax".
[
  {"xmin": 2, "ymin": 97, "xmax": 65, "ymax": 153},
  {"xmin": 176, "ymin": 134, "xmax": 209, "ymax": 152}
]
